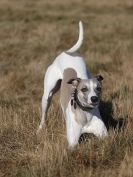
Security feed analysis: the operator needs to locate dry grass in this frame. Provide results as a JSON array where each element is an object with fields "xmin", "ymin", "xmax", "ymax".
[{"xmin": 0, "ymin": 0, "xmax": 133, "ymax": 176}]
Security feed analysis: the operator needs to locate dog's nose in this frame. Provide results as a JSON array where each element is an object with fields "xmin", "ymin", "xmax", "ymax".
[{"xmin": 91, "ymin": 96, "xmax": 98, "ymax": 103}]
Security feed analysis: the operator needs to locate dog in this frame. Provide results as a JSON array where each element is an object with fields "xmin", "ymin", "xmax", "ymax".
[{"xmin": 37, "ymin": 21, "xmax": 108, "ymax": 147}]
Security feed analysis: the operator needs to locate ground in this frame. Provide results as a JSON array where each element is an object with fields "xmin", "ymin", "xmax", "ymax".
[{"xmin": 0, "ymin": 0, "xmax": 133, "ymax": 177}]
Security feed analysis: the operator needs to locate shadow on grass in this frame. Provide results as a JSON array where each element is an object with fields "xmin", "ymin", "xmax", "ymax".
[{"xmin": 99, "ymin": 100, "xmax": 127, "ymax": 131}]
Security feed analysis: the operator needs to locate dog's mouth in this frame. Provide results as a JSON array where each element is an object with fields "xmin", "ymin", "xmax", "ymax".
[
  {"xmin": 90, "ymin": 102, "xmax": 99, "ymax": 107},
  {"xmin": 90, "ymin": 102, "xmax": 98, "ymax": 106},
  {"xmin": 81, "ymin": 102, "xmax": 98, "ymax": 109}
]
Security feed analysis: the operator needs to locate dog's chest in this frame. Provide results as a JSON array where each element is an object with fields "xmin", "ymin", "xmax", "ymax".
[
  {"xmin": 72, "ymin": 107, "xmax": 93, "ymax": 126},
  {"xmin": 73, "ymin": 107, "xmax": 87, "ymax": 126}
]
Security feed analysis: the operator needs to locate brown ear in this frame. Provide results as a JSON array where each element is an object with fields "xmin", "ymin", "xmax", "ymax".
[
  {"xmin": 94, "ymin": 75, "xmax": 104, "ymax": 82},
  {"xmin": 67, "ymin": 78, "xmax": 81, "ymax": 86}
]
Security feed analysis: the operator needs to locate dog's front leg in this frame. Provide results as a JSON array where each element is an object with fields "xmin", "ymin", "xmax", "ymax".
[
  {"xmin": 65, "ymin": 104, "xmax": 82, "ymax": 148},
  {"xmin": 82, "ymin": 108, "xmax": 108, "ymax": 138}
]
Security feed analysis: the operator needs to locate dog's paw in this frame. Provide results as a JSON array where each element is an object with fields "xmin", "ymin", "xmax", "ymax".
[{"xmin": 79, "ymin": 133, "xmax": 97, "ymax": 144}]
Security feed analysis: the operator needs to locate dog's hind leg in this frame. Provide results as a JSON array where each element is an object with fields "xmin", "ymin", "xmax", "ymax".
[{"xmin": 37, "ymin": 64, "xmax": 62, "ymax": 132}]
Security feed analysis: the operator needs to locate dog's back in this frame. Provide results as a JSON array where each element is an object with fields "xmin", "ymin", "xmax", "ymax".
[{"xmin": 60, "ymin": 68, "xmax": 77, "ymax": 113}]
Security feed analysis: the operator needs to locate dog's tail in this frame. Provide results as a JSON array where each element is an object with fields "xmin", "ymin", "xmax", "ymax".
[{"xmin": 66, "ymin": 21, "xmax": 84, "ymax": 54}]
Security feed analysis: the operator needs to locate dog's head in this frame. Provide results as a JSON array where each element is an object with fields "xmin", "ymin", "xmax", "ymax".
[{"xmin": 67, "ymin": 75, "xmax": 103, "ymax": 109}]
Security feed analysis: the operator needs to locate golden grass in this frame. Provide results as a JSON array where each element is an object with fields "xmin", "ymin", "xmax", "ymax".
[{"xmin": 0, "ymin": 0, "xmax": 133, "ymax": 176}]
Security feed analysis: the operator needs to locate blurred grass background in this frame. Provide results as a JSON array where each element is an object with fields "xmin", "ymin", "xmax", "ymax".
[{"xmin": 0, "ymin": 0, "xmax": 133, "ymax": 177}]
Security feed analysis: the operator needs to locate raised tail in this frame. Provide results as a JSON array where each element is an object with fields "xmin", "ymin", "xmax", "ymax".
[{"xmin": 66, "ymin": 21, "xmax": 84, "ymax": 54}]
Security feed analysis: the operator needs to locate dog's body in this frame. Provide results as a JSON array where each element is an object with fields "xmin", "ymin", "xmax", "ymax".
[
  {"xmin": 60, "ymin": 68, "xmax": 107, "ymax": 147},
  {"xmin": 38, "ymin": 21, "xmax": 107, "ymax": 147}
]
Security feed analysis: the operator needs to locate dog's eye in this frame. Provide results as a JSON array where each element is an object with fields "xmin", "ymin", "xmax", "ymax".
[
  {"xmin": 96, "ymin": 87, "xmax": 101, "ymax": 92},
  {"xmin": 81, "ymin": 87, "xmax": 88, "ymax": 92}
]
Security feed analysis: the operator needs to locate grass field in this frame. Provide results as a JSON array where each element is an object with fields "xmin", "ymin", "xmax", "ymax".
[{"xmin": 0, "ymin": 0, "xmax": 133, "ymax": 176}]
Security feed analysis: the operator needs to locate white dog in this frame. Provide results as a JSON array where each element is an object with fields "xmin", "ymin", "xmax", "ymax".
[{"xmin": 38, "ymin": 21, "xmax": 107, "ymax": 147}]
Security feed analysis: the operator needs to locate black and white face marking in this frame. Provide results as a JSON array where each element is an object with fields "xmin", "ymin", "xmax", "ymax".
[{"xmin": 76, "ymin": 78, "xmax": 102, "ymax": 108}]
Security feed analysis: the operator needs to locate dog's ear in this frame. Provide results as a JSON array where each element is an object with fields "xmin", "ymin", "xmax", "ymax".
[
  {"xmin": 67, "ymin": 78, "xmax": 81, "ymax": 86},
  {"xmin": 94, "ymin": 75, "xmax": 104, "ymax": 82}
]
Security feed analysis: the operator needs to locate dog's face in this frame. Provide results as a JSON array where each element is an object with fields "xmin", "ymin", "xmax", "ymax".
[{"xmin": 68, "ymin": 75, "xmax": 103, "ymax": 109}]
